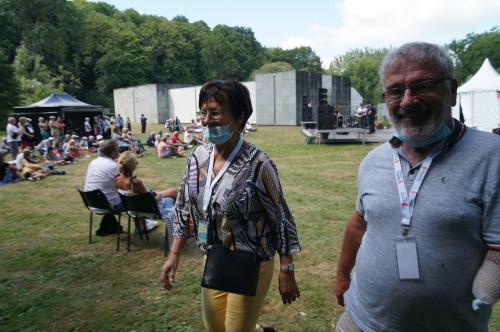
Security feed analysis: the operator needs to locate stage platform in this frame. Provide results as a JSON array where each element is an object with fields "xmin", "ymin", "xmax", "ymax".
[{"xmin": 301, "ymin": 123, "xmax": 394, "ymax": 144}]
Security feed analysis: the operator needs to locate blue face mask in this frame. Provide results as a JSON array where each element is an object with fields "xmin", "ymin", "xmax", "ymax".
[
  {"xmin": 395, "ymin": 123, "xmax": 452, "ymax": 148},
  {"xmin": 204, "ymin": 125, "xmax": 234, "ymax": 145}
]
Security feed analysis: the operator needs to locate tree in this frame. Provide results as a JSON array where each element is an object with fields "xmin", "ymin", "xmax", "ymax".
[
  {"xmin": 202, "ymin": 25, "xmax": 264, "ymax": 81},
  {"xmin": 264, "ymin": 46, "xmax": 321, "ymax": 72},
  {"xmin": 0, "ymin": 48, "xmax": 20, "ymax": 121},
  {"xmin": 13, "ymin": 44, "xmax": 62, "ymax": 104},
  {"xmin": 326, "ymin": 48, "xmax": 388, "ymax": 104},
  {"xmin": 448, "ymin": 27, "xmax": 500, "ymax": 84}
]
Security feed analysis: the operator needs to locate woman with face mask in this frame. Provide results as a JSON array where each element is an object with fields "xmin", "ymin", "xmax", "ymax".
[{"xmin": 160, "ymin": 80, "xmax": 301, "ymax": 332}]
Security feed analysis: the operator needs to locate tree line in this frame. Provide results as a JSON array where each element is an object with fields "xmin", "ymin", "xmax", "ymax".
[{"xmin": 0, "ymin": 0, "xmax": 498, "ymax": 122}]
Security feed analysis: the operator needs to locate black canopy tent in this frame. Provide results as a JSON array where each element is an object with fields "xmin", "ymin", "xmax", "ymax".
[{"xmin": 13, "ymin": 93, "xmax": 103, "ymax": 139}]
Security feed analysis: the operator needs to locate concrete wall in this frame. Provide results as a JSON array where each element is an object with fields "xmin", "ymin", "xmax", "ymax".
[
  {"xmin": 113, "ymin": 87, "xmax": 136, "ymax": 123},
  {"xmin": 321, "ymin": 75, "xmax": 351, "ymax": 114},
  {"xmin": 256, "ymin": 71, "xmax": 321, "ymax": 125},
  {"xmin": 114, "ymin": 74, "xmax": 350, "ymax": 126},
  {"xmin": 114, "ymin": 84, "xmax": 192, "ymax": 124},
  {"xmin": 133, "ymin": 84, "xmax": 159, "ymax": 123},
  {"xmin": 255, "ymin": 73, "xmax": 276, "ymax": 125},
  {"xmin": 297, "ymin": 71, "xmax": 322, "ymax": 123},
  {"xmin": 322, "ymin": 75, "xmax": 333, "ymax": 105},
  {"xmin": 168, "ymin": 87, "xmax": 198, "ymax": 123},
  {"xmin": 276, "ymin": 71, "xmax": 297, "ymax": 125},
  {"xmin": 165, "ymin": 82, "xmax": 256, "ymax": 125}
]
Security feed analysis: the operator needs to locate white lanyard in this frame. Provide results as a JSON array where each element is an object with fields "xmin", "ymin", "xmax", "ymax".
[
  {"xmin": 393, "ymin": 146, "xmax": 440, "ymax": 236},
  {"xmin": 202, "ymin": 136, "xmax": 244, "ymax": 213}
]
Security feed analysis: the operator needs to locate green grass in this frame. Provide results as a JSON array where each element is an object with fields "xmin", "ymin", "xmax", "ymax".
[{"xmin": 0, "ymin": 125, "xmax": 498, "ymax": 331}]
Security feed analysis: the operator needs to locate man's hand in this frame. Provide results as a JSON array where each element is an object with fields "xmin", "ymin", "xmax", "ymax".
[
  {"xmin": 160, "ymin": 253, "xmax": 180, "ymax": 290},
  {"xmin": 335, "ymin": 273, "xmax": 351, "ymax": 306},
  {"xmin": 279, "ymin": 270, "xmax": 300, "ymax": 304}
]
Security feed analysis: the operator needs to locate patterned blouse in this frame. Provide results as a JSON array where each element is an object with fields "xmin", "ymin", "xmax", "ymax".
[{"xmin": 173, "ymin": 142, "xmax": 301, "ymax": 259}]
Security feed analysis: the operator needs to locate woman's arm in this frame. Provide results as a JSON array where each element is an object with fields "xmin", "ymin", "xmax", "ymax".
[
  {"xmin": 258, "ymin": 158, "xmax": 301, "ymax": 304},
  {"xmin": 160, "ymin": 238, "xmax": 188, "ymax": 290}
]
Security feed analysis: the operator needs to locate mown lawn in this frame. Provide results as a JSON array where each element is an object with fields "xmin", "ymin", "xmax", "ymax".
[{"xmin": 0, "ymin": 125, "xmax": 498, "ymax": 331}]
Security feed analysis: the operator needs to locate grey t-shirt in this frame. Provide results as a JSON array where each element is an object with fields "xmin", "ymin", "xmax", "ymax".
[{"xmin": 346, "ymin": 128, "xmax": 500, "ymax": 332}]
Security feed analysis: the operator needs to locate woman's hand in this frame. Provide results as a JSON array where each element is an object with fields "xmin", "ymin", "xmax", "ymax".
[
  {"xmin": 160, "ymin": 252, "xmax": 180, "ymax": 290},
  {"xmin": 279, "ymin": 270, "xmax": 300, "ymax": 304}
]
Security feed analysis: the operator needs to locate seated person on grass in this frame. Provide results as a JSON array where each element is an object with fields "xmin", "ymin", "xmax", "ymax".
[
  {"xmin": 115, "ymin": 151, "xmax": 178, "ymax": 233},
  {"xmin": 0, "ymin": 149, "xmax": 19, "ymax": 185},
  {"xmin": 146, "ymin": 132, "xmax": 157, "ymax": 148},
  {"xmin": 156, "ymin": 136, "xmax": 183, "ymax": 158},
  {"xmin": 44, "ymin": 146, "xmax": 69, "ymax": 165},
  {"xmin": 17, "ymin": 148, "xmax": 49, "ymax": 181},
  {"xmin": 183, "ymin": 127, "xmax": 206, "ymax": 146}
]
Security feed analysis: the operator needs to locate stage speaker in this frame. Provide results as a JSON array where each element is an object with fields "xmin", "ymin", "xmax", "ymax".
[
  {"xmin": 319, "ymin": 88, "xmax": 328, "ymax": 105},
  {"xmin": 317, "ymin": 104, "xmax": 335, "ymax": 130},
  {"xmin": 301, "ymin": 96, "xmax": 313, "ymax": 121}
]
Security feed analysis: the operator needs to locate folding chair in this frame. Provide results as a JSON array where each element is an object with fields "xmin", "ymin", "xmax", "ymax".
[
  {"xmin": 76, "ymin": 188, "xmax": 122, "ymax": 251},
  {"xmin": 119, "ymin": 192, "xmax": 165, "ymax": 252}
]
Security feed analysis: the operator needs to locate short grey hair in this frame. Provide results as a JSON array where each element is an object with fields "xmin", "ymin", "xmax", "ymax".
[
  {"xmin": 99, "ymin": 140, "xmax": 119, "ymax": 158},
  {"xmin": 379, "ymin": 42, "xmax": 454, "ymax": 86}
]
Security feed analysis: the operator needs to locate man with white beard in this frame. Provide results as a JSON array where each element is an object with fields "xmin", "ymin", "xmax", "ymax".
[{"xmin": 334, "ymin": 42, "xmax": 499, "ymax": 332}]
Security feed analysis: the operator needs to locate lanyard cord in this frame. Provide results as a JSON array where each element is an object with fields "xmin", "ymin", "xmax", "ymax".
[
  {"xmin": 393, "ymin": 145, "xmax": 440, "ymax": 237},
  {"xmin": 202, "ymin": 135, "xmax": 244, "ymax": 213}
]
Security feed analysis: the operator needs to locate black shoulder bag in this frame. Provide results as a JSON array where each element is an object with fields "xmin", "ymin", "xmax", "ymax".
[
  {"xmin": 201, "ymin": 160, "xmax": 265, "ymax": 296},
  {"xmin": 201, "ymin": 221, "xmax": 265, "ymax": 296}
]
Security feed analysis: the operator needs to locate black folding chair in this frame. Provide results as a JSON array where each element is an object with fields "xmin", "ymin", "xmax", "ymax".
[
  {"xmin": 77, "ymin": 188, "xmax": 122, "ymax": 251},
  {"xmin": 119, "ymin": 192, "xmax": 166, "ymax": 253}
]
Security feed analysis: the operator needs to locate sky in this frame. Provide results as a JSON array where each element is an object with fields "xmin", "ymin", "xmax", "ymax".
[{"xmin": 92, "ymin": 0, "xmax": 500, "ymax": 68}]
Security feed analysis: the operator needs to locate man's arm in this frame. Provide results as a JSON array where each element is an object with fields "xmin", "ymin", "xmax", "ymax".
[
  {"xmin": 472, "ymin": 247, "xmax": 500, "ymax": 310},
  {"xmin": 335, "ymin": 210, "xmax": 367, "ymax": 306}
]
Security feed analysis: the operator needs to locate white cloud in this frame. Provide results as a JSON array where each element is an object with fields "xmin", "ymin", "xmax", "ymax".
[{"xmin": 280, "ymin": 0, "xmax": 500, "ymax": 68}]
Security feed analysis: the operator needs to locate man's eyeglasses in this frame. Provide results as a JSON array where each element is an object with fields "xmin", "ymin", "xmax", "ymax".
[
  {"xmin": 199, "ymin": 108, "xmax": 225, "ymax": 121},
  {"xmin": 382, "ymin": 78, "xmax": 451, "ymax": 101}
]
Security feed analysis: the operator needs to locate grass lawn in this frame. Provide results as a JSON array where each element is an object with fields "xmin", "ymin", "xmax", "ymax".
[{"xmin": 1, "ymin": 125, "xmax": 498, "ymax": 331}]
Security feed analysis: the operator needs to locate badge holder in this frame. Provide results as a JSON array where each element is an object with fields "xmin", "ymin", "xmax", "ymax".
[
  {"xmin": 197, "ymin": 219, "xmax": 208, "ymax": 245},
  {"xmin": 396, "ymin": 231, "xmax": 420, "ymax": 280}
]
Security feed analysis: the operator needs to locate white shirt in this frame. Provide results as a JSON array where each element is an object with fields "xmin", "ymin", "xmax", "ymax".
[
  {"xmin": 84, "ymin": 156, "xmax": 120, "ymax": 207},
  {"xmin": 84, "ymin": 121, "xmax": 91, "ymax": 132},
  {"xmin": 6, "ymin": 123, "xmax": 20, "ymax": 142},
  {"xmin": 15, "ymin": 153, "xmax": 24, "ymax": 170}
]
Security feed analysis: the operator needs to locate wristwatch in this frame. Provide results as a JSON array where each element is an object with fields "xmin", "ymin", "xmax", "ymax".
[{"xmin": 280, "ymin": 263, "xmax": 294, "ymax": 271}]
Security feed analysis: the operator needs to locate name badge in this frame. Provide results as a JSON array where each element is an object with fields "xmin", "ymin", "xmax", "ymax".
[
  {"xmin": 396, "ymin": 239, "xmax": 420, "ymax": 280},
  {"xmin": 197, "ymin": 220, "xmax": 208, "ymax": 245}
]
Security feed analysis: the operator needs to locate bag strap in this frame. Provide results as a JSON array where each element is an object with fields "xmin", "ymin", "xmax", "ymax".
[{"xmin": 208, "ymin": 155, "xmax": 266, "ymax": 258}]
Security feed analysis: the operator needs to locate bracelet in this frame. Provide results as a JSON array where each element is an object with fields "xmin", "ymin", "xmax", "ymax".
[{"xmin": 280, "ymin": 263, "xmax": 294, "ymax": 271}]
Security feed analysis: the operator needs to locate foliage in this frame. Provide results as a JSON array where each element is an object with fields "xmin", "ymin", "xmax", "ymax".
[
  {"xmin": 1, "ymin": 0, "xmax": 498, "ymax": 111},
  {"xmin": 0, "ymin": 125, "xmax": 498, "ymax": 332},
  {"xmin": 0, "ymin": 49, "xmax": 20, "ymax": 122},
  {"xmin": 251, "ymin": 61, "xmax": 294, "ymax": 79},
  {"xmin": 264, "ymin": 46, "xmax": 322, "ymax": 72},
  {"xmin": 448, "ymin": 26, "xmax": 500, "ymax": 84},
  {"xmin": 326, "ymin": 48, "xmax": 388, "ymax": 104},
  {"xmin": 13, "ymin": 44, "xmax": 63, "ymax": 104},
  {"xmin": 202, "ymin": 25, "xmax": 264, "ymax": 81}
]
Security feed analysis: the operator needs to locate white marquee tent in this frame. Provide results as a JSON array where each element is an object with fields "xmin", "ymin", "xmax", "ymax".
[{"xmin": 452, "ymin": 58, "xmax": 500, "ymax": 132}]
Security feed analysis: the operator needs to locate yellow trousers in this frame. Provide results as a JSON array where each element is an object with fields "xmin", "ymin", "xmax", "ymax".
[{"xmin": 202, "ymin": 256, "xmax": 274, "ymax": 332}]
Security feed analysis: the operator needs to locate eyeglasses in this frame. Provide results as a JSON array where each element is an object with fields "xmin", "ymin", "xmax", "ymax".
[
  {"xmin": 199, "ymin": 108, "xmax": 225, "ymax": 121},
  {"xmin": 383, "ymin": 77, "xmax": 451, "ymax": 101}
]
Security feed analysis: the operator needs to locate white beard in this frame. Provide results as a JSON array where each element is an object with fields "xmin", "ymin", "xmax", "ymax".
[
  {"xmin": 390, "ymin": 106, "xmax": 449, "ymax": 142},
  {"xmin": 391, "ymin": 117, "xmax": 442, "ymax": 141}
]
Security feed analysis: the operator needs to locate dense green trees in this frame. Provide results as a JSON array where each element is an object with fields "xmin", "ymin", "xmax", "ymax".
[
  {"xmin": 326, "ymin": 48, "xmax": 388, "ymax": 104},
  {"xmin": 448, "ymin": 27, "xmax": 500, "ymax": 84},
  {"xmin": 264, "ymin": 46, "xmax": 322, "ymax": 72},
  {"xmin": 0, "ymin": 49, "xmax": 20, "ymax": 121},
  {"xmin": 0, "ymin": 0, "xmax": 498, "ymax": 112}
]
